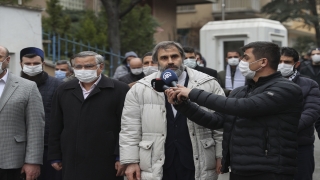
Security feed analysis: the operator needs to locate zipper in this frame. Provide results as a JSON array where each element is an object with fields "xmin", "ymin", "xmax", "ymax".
[{"xmin": 265, "ymin": 128, "xmax": 269, "ymax": 156}]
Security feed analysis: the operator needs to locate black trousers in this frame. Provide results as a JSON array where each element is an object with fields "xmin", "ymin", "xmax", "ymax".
[
  {"xmin": 230, "ymin": 172, "xmax": 293, "ymax": 180},
  {"xmin": 0, "ymin": 168, "xmax": 21, "ymax": 180},
  {"xmin": 294, "ymin": 144, "xmax": 314, "ymax": 180},
  {"xmin": 162, "ymin": 151, "xmax": 195, "ymax": 180},
  {"xmin": 37, "ymin": 146, "xmax": 62, "ymax": 180}
]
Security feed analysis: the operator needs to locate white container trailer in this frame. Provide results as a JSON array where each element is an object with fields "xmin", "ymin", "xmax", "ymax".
[
  {"xmin": 200, "ymin": 18, "xmax": 287, "ymax": 72},
  {"xmin": 0, "ymin": 5, "xmax": 42, "ymax": 75}
]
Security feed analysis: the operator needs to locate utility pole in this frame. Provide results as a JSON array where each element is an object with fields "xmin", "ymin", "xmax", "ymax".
[{"xmin": 222, "ymin": 0, "xmax": 225, "ymax": 20}]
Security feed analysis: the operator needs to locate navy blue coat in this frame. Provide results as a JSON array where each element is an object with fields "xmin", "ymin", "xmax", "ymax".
[
  {"xmin": 38, "ymin": 73, "xmax": 62, "ymax": 146},
  {"xmin": 292, "ymin": 72, "xmax": 320, "ymax": 145}
]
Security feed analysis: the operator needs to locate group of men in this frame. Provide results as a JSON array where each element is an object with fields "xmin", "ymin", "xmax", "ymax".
[{"xmin": 0, "ymin": 40, "xmax": 319, "ymax": 180}]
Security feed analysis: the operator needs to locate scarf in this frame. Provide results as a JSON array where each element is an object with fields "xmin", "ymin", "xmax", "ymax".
[
  {"xmin": 288, "ymin": 69, "xmax": 298, "ymax": 81},
  {"xmin": 225, "ymin": 64, "xmax": 245, "ymax": 90}
]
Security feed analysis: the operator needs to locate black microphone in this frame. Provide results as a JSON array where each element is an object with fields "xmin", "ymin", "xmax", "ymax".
[
  {"xmin": 160, "ymin": 69, "xmax": 178, "ymax": 87},
  {"xmin": 151, "ymin": 78, "xmax": 170, "ymax": 92}
]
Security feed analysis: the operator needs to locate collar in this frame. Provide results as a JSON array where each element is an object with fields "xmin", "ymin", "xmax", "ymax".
[
  {"xmin": 131, "ymin": 72, "xmax": 145, "ymax": 78},
  {"xmin": 21, "ymin": 71, "xmax": 48, "ymax": 86},
  {"xmin": 79, "ymin": 74, "xmax": 102, "ymax": 89},
  {"xmin": 0, "ymin": 69, "xmax": 9, "ymax": 83},
  {"xmin": 65, "ymin": 74, "xmax": 114, "ymax": 89},
  {"xmin": 248, "ymin": 71, "xmax": 282, "ymax": 87}
]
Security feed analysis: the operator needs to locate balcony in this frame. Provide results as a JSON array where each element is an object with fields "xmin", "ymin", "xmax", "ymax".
[{"xmin": 212, "ymin": 0, "xmax": 262, "ymax": 20}]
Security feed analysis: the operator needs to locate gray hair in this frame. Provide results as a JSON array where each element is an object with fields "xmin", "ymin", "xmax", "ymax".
[
  {"xmin": 56, "ymin": 60, "xmax": 73, "ymax": 73},
  {"xmin": 72, "ymin": 51, "xmax": 104, "ymax": 65},
  {"xmin": 152, "ymin": 41, "xmax": 185, "ymax": 63}
]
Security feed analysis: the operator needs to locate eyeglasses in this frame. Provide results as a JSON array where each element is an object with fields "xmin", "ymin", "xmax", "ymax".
[{"xmin": 73, "ymin": 64, "xmax": 100, "ymax": 70}]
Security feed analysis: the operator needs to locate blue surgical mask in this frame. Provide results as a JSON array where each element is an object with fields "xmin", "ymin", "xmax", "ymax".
[{"xmin": 55, "ymin": 70, "xmax": 66, "ymax": 80}]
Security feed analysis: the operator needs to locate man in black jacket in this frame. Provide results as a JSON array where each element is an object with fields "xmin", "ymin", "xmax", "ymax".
[
  {"xmin": 48, "ymin": 51, "xmax": 129, "ymax": 180},
  {"xmin": 118, "ymin": 57, "xmax": 144, "ymax": 88},
  {"xmin": 166, "ymin": 42, "xmax": 303, "ymax": 180},
  {"xmin": 20, "ymin": 47, "xmax": 62, "ymax": 180},
  {"xmin": 183, "ymin": 47, "xmax": 221, "ymax": 84},
  {"xmin": 278, "ymin": 47, "xmax": 320, "ymax": 180},
  {"xmin": 300, "ymin": 48, "xmax": 320, "ymax": 87}
]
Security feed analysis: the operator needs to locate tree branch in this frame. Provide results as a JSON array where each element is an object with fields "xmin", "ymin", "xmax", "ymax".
[{"xmin": 119, "ymin": 0, "xmax": 143, "ymax": 19}]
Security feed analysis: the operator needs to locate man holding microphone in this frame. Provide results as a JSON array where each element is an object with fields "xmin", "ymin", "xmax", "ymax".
[{"xmin": 166, "ymin": 41, "xmax": 303, "ymax": 180}]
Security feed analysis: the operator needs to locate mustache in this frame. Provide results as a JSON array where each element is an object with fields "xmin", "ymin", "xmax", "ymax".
[{"xmin": 165, "ymin": 65, "xmax": 179, "ymax": 69}]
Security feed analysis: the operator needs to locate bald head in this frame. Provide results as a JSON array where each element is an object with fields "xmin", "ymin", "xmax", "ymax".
[
  {"xmin": 129, "ymin": 58, "xmax": 143, "ymax": 69},
  {"xmin": 0, "ymin": 45, "xmax": 9, "ymax": 57}
]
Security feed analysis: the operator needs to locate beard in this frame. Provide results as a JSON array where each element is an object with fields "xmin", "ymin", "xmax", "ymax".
[
  {"xmin": 21, "ymin": 71, "xmax": 47, "ymax": 86},
  {"xmin": 158, "ymin": 63, "xmax": 185, "ymax": 77}
]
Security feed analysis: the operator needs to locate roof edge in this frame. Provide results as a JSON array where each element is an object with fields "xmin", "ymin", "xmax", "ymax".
[{"xmin": 0, "ymin": 3, "xmax": 44, "ymax": 12}]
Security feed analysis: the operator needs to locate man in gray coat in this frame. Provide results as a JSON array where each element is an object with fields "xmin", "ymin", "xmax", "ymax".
[{"xmin": 0, "ymin": 45, "xmax": 45, "ymax": 180}]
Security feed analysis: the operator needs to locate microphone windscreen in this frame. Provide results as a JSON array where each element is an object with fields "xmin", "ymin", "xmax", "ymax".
[
  {"xmin": 151, "ymin": 78, "xmax": 167, "ymax": 92},
  {"xmin": 160, "ymin": 69, "xmax": 178, "ymax": 86}
]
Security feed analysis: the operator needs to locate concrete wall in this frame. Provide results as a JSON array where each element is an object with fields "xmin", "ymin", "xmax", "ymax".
[
  {"xmin": 177, "ymin": 4, "xmax": 213, "ymax": 29},
  {"xmin": 153, "ymin": 0, "xmax": 177, "ymax": 42},
  {"xmin": 0, "ymin": 5, "xmax": 43, "ymax": 76}
]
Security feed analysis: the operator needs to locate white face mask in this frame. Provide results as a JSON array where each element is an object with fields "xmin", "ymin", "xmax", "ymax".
[
  {"xmin": 183, "ymin": 58, "xmax": 197, "ymax": 68},
  {"xmin": 228, "ymin": 58, "xmax": 240, "ymax": 66},
  {"xmin": 131, "ymin": 68, "xmax": 143, "ymax": 75},
  {"xmin": 0, "ymin": 57, "xmax": 8, "ymax": 74},
  {"xmin": 311, "ymin": 54, "xmax": 320, "ymax": 63},
  {"xmin": 143, "ymin": 66, "xmax": 158, "ymax": 76},
  {"xmin": 74, "ymin": 66, "xmax": 99, "ymax": 83},
  {"xmin": 278, "ymin": 63, "xmax": 295, "ymax": 77},
  {"xmin": 197, "ymin": 61, "xmax": 204, "ymax": 67},
  {"xmin": 23, "ymin": 64, "xmax": 43, "ymax": 76},
  {"xmin": 238, "ymin": 59, "xmax": 262, "ymax": 79}
]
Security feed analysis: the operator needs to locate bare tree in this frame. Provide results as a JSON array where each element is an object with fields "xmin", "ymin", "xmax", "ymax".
[{"xmin": 100, "ymin": 0, "xmax": 143, "ymax": 57}]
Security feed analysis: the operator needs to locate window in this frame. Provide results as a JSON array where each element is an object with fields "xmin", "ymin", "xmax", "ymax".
[{"xmin": 177, "ymin": 5, "xmax": 196, "ymax": 13}]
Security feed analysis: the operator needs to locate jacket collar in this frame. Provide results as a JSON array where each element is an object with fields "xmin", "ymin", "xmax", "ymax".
[
  {"xmin": 137, "ymin": 67, "xmax": 214, "ymax": 88},
  {"xmin": 248, "ymin": 71, "xmax": 282, "ymax": 87},
  {"xmin": 64, "ymin": 74, "xmax": 114, "ymax": 90}
]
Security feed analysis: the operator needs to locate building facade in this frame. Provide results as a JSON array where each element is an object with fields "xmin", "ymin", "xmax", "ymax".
[{"xmin": 177, "ymin": 0, "xmax": 316, "ymax": 49}]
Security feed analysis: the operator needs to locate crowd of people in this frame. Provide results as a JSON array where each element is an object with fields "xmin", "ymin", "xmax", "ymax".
[{"xmin": 0, "ymin": 40, "xmax": 319, "ymax": 180}]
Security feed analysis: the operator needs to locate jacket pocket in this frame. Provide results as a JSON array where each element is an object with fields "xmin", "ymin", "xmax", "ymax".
[
  {"xmin": 139, "ymin": 141, "xmax": 154, "ymax": 172},
  {"xmin": 200, "ymin": 138, "xmax": 216, "ymax": 170},
  {"xmin": 14, "ymin": 135, "xmax": 26, "ymax": 142}
]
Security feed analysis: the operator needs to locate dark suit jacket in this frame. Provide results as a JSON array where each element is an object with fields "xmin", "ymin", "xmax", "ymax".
[{"xmin": 48, "ymin": 75, "xmax": 129, "ymax": 180}]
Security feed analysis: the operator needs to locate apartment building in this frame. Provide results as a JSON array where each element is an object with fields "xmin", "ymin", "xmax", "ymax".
[{"xmin": 177, "ymin": 0, "xmax": 316, "ymax": 49}]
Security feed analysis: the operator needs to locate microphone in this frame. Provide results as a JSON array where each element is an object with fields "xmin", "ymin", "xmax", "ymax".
[
  {"xmin": 160, "ymin": 69, "xmax": 178, "ymax": 87},
  {"xmin": 151, "ymin": 78, "xmax": 170, "ymax": 92}
]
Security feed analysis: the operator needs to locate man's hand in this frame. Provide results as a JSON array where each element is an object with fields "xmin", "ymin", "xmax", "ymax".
[
  {"xmin": 115, "ymin": 161, "xmax": 127, "ymax": 176},
  {"xmin": 175, "ymin": 84, "xmax": 191, "ymax": 101},
  {"xmin": 216, "ymin": 158, "xmax": 222, "ymax": 174},
  {"xmin": 165, "ymin": 88, "xmax": 180, "ymax": 104},
  {"xmin": 21, "ymin": 164, "xmax": 40, "ymax": 180},
  {"xmin": 51, "ymin": 162, "xmax": 63, "ymax": 171},
  {"xmin": 125, "ymin": 163, "xmax": 141, "ymax": 180}
]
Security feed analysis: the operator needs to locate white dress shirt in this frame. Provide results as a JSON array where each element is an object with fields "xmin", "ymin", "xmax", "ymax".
[
  {"xmin": 171, "ymin": 71, "xmax": 187, "ymax": 117},
  {"xmin": 79, "ymin": 75, "xmax": 102, "ymax": 99},
  {"xmin": 0, "ymin": 70, "xmax": 9, "ymax": 98}
]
